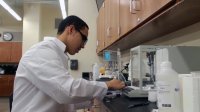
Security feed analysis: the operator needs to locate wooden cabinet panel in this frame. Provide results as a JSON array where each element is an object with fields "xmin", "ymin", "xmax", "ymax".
[
  {"xmin": 0, "ymin": 42, "xmax": 22, "ymax": 63},
  {"xmin": 119, "ymin": 0, "xmax": 138, "ymax": 37},
  {"xmin": 159, "ymin": 0, "xmax": 174, "ymax": 8},
  {"xmin": 0, "ymin": 76, "xmax": 9, "ymax": 96},
  {"xmin": 104, "ymin": 0, "xmax": 110, "ymax": 48},
  {"xmin": 104, "ymin": 0, "xmax": 120, "ymax": 47},
  {"xmin": 10, "ymin": 42, "xmax": 22, "ymax": 62},
  {"xmin": 109, "ymin": 0, "xmax": 120, "ymax": 44},
  {"xmin": 97, "ymin": 4, "xmax": 105, "ymax": 53},
  {"xmin": 97, "ymin": 0, "xmax": 177, "ymax": 54},
  {"xmin": 0, "ymin": 42, "xmax": 12, "ymax": 62},
  {"xmin": 136, "ymin": 0, "xmax": 173, "ymax": 24},
  {"xmin": 0, "ymin": 75, "xmax": 14, "ymax": 96},
  {"xmin": 8, "ymin": 76, "xmax": 14, "ymax": 95}
]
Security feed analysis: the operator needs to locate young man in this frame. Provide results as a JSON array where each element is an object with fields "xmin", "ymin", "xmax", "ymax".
[{"xmin": 12, "ymin": 15, "xmax": 125, "ymax": 112}]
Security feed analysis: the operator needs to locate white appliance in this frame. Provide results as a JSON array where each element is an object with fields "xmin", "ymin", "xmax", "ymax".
[{"xmin": 181, "ymin": 73, "xmax": 200, "ymax": 112}]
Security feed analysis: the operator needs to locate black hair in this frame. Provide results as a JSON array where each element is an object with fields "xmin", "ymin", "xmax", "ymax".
[{"xmin": 57, "ymin": 15, "xmax": 89, "ymax": 35}]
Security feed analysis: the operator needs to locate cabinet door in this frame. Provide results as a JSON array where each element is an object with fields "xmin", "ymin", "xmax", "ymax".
[
  {"xmin": 0, "ymin": 42, "xmax": 12, "ymax": 62},
  {"xmin": 119, "ymin": 0, "xmax": 138, "ymax": 37},
  {"xmin": 0, "ymin": 76, "xmax": 9, "ymax": 96},
  {"xmin": 104, "ymin": 0, "xmax": 111, "ymax": 47},
  {"xmin": 97, "ymin": 3, "xmax": 105, "ymax": 53},
  {"xmin": 109, "ymin": 0, "xmax": 120, "ymax": 44},
  {"xmin": 10, "ymin": 42, "xmax": 22, "ymax": 63},
  {"xmin": 0, "ymin": 75, "xmax": 14, "ymax": 96},
  {"xmin": 104, "ymin": 0, "xmax": 120, "ymax": 47}
]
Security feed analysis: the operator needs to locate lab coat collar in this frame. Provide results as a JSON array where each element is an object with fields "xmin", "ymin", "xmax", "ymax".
[{"xmin": 44, "ymin": 36, "xmax": 66, "ymax": 54}]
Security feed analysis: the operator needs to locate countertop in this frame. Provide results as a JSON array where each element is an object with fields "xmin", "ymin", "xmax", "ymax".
[{"xmin": 102, "ymin": 94, "xmax": 157, "ymax": 112}]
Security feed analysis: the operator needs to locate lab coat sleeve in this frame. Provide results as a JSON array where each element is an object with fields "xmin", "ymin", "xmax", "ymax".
[
  {"xmin": 20, "ymin": 48, "xmax": 108, "ymax": 104},
  {"xmin": 73, "ymin": 100, "xmax": 93, "ymax": 110}
]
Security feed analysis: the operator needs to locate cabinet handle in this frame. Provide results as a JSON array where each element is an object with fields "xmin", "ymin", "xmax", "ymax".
[
  {"xmin": 134, "ymin": 0, "xmax": 141, "ymax": 11},
  {"xmin": 137, "ymin": 17, "xmax": 141, "ymax": 23},
  {"xmin": 118, "ymin": 26, "xmax": 120, "ymax": 36},
  {"xmin": 130, "ymin": 0, "xmax": 141, "ymax": 13},
  {"xmin": 106, "ymin": 27, "xmax": 111, "ymax": 37},
  {"xmin": 129, "ymin": 0, "xmax": 136, "ymax": 14}
]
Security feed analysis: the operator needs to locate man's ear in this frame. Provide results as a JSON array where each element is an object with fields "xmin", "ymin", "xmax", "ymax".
[{"xmin": 65, "ymin": 25, "xmax": 75, "ymax": 35}]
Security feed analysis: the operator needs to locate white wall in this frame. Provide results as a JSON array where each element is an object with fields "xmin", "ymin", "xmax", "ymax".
[
  {"xmin": 23, "ymin": 3, "xmax": 61, "ymax": 52},
  {"xmin": 23, "ymin": 4, "xmax": 42, "ymax": 53},
  {"xmin": 40, "ymin": 4, "xmax": 61, "ymax": 40},
  {"xmin": 0, "ymin": 26, "xmax": 22, "ymax": 34},
  {"xmin": 68, "ymin": 0, "xmax": 103, "ymax": 78}
]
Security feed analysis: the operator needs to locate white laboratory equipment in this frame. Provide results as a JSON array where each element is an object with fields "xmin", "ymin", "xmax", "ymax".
[
  {"xmin": 102, "ymin": 49, "xmax": 122, "ymax": 79},
  {"xmin": 92, "ymin": 63, "xmax": 99, "ymax": 80},
  {"xmin": 103, "ymin": 50, "xmax": 118, "ymax": 72},
  {"xmin": 181, "ymin": 72, "xmax": 200, "ymax": 112},
  {"xmin": 124, "ymin": 45, "xmax": 200, "ymax": 99},
  {"xmin": 123, "ymin": 45, "xmax": 167, "ymax": 98}
]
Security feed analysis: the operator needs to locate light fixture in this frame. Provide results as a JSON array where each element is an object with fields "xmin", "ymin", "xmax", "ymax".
[
  {"xmin": 0, "ymin": 0, "xmax": 22, "ymax": 21},
  {"xmin": 59, "ymin": 0, "xmax": 67, "ymax": 19}
]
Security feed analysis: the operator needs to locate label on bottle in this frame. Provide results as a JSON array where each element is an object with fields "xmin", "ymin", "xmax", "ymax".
[{"xmin": 157, "ymin": 81, "xmax": 175, "ymax": 109}]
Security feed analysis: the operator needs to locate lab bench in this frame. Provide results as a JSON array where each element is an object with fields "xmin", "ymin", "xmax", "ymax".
[{"xmin": 101, "ymin": 95, "xmax": 157, "ymax": 112}]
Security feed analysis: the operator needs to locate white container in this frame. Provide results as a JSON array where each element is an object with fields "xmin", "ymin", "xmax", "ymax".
[
  {"xmin": 156, "ymin": 61, "xmax": 181, "ymax": 112},
  {"xmin": 148, "ymin": 89, "xmax": 157, "ymax": 102},
  {"xmin": 92, "ymin": 63, "xmax": 99, "ymax": 80},
  {"xmin": 182, "ymin": 75, "xmax": 200, "ymax": 112}
]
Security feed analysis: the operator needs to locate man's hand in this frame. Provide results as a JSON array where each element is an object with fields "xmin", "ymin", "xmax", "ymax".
[{"xmin": 106, "ymin": 79, "xmax": 125, "ymax": 89}]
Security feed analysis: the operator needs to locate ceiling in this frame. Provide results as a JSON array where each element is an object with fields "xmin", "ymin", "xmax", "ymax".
[{"xmin": 0, "ymin": 0, "xmax": 60, "ymax": 26}]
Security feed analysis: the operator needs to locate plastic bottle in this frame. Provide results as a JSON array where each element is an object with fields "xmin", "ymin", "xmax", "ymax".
[
  {"xmin": 92, "ymin": 63, "xmax": 99, "ymax": 80},
  {"xmin": 156, "ymin": 61, "xmax": 181, "ymax": 112}
]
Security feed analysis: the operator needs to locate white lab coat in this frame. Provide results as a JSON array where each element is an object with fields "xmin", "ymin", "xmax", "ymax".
[{"xmin": 12, "ymin": 37, "xmax": 108, "ymax": 112}]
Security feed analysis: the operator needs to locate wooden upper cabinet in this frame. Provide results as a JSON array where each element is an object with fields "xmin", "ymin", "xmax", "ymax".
[
  {"xmin": 104, "ymin": 0, "xmax": 110, "ymax": 48},
  {"xmin": 0, "ymin": 42, "xmax": 22, "ymax": 63},
  {"xmin": 0, "ymin": 42, "xmax": 12, "ymax": 62},
  {"xmin": 97, "ymin": 3, "xmax": 105, "ymax": 53},
  {"xmin": 109, "ymin": 0, "xmax": 120, "ymax": 44},
  {"xmin": 104, "ymin": 0, "xmax": 120, "ymax": 47},
  {"xmin": 96, "ymin": 0, "xmax": 177, "ymax": 54},
  {"xmin": 10, "ymin": 42, "xmax": 22, "ymax": 63},
  {"xmin": 119, "ymin": 0, "xmax": 138, "ymax": 37}
]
